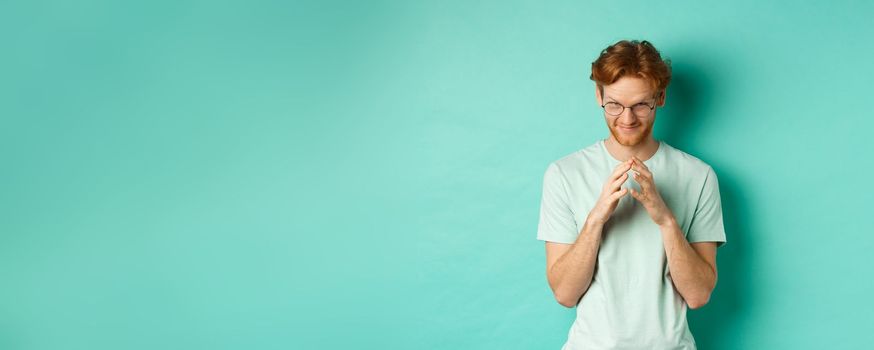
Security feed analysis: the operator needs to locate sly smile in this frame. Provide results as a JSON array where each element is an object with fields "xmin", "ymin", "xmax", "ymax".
[{"xmin": 617, "ymin": 124, "xmax": 639, "ymax": 133}]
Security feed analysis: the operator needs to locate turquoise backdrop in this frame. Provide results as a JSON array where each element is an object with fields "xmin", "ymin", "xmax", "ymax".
[{"xmin": 2, "ymin": 1, "xmax": 873, "ymax": 349}]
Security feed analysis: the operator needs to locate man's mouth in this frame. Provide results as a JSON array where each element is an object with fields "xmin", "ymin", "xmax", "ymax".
[{"xmin": 617, "ymin": 124, "xmax": 639, "ymax": 132}]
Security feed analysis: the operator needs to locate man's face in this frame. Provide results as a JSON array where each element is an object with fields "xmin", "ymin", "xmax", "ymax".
[{"xmin": 595, "ymin": 76, "xmax": 666, "ymax": 147}]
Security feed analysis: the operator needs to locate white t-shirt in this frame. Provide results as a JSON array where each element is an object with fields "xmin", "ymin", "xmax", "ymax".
[{"xmin": 537, "ymin": 139, "xmax": 727, "ymax": 350}]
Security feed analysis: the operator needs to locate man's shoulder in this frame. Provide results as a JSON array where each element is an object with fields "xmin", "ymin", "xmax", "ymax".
[
  {"xmin": 548, "ymin": 141, "xmax": 603, "ymax": 171},
  {"xmin": 661, "ymin": 142, "xmax": 715, "ymax": 175}
]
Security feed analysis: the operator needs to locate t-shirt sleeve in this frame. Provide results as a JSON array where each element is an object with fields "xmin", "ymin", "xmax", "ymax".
[
  {"xmin": 687, "ymin": 166, "xmax": 727, "ymax": 248},
  {"xmin": 536, "ymin": 162, "xmax": 578, "ymax": 244}
]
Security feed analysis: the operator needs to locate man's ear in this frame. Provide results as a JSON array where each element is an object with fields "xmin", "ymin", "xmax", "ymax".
[
  {"xmin": 656, "ymin": 89, "xmax": 667, "ymax": 107},
  {"xmin": 595, "ymin": 83, "xmax": 603, "ymax": 105}
]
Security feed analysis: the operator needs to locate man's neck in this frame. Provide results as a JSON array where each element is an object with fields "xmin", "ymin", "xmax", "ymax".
[{"xmin": 604, "ymin": 136, "xmax": 660, "ymax": 162}]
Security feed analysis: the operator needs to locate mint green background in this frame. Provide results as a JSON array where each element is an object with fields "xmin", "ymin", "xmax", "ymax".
[{"xmin": 2, "ymin": 1, "xmax": 872, "ymax": 349}]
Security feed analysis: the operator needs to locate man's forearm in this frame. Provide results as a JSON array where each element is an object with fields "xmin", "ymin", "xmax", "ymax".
[
  {"xmin": 660, "ymin": 217, "xmax": 716, "ymax": 308},
  {"xmin": 547, "ymin": 216, "xmax": 604, "ymax": 307}
]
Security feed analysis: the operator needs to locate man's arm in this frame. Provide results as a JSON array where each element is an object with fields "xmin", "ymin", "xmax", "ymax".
[
  {"xmin": 541, "ymin": 159, "xmax": 633, "ymax": 308},
  {"xmin": 660, "ymin": 218, "xmax": 718, "ymax": 309},
  {"xmin": 545, "ymin": 216, "xmax": 605, "ymax": 308},
  {"xmin": 626, "ymin": 156, "xmax": 720, "ymax": 309}
]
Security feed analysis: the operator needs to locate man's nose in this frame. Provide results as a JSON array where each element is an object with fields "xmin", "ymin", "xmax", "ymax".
[{"xmin": 619, "ymin": 107, "xmax": 637, "ymax": 122}]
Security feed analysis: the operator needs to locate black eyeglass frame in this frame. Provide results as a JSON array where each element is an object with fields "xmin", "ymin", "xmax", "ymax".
[{"xmin": 600, "ymin": 100, "xmax": 657, "ymax": 117}]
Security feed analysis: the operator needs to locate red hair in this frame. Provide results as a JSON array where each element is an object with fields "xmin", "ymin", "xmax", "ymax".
[{"xmin": 590, "ymin": 40, "xmax": 672, "ymax": 97}]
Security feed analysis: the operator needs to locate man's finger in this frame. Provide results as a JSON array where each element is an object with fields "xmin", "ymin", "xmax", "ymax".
[
  {"xmin": 609, "ymin": 159, "xmax": 633, "ymax": 181},
  {"xmin": 629, "ymin": 188, "xmax": 645, "ymax": 201},
  {"xmin": 633, "ymin": 172, "xmax": 653, "ymax": 191},
  {"xmin": 610, "ymin": 187, "xmax": 628, "ymax": 201},
  {"xmin": 631, "ymin": 157, "xmax": 653, "ymax": 177},
  {"xmin": 609, "ymin": 172, "xmax": 629, "ymax": 192}
]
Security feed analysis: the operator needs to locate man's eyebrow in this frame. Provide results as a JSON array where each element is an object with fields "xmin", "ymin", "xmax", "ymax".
[{"xmin": 605, "ymin": 96, "xmax": 653, "ymax": 104}]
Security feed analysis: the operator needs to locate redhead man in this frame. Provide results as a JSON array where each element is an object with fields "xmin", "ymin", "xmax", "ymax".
[{"xmin": 537, "ymin": 40, "xmax": 726, "ymax": 350}]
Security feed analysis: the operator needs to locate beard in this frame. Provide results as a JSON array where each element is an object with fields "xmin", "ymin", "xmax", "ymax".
[{"xmin": 607, "ymin": 118, "xmax": 654, "ymax": 147}]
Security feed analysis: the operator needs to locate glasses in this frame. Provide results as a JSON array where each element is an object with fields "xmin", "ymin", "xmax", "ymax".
[{"xmin": 601, "ymin": 100, "xmax": 656, "ymax": 117}]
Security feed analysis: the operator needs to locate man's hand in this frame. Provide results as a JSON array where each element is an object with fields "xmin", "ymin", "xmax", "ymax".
[
  {"xmin": 628, "ymin": 156, "xmax": 675, "ymax": 226},
  {"xmin": 588, "ymin": 159, "xmax": 633, "ymax": 226}
]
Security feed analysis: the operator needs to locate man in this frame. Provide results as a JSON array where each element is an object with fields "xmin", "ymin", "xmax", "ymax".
[{"xmin": 536, "ymin": 40, "xmax": 727, "ymax": 350}]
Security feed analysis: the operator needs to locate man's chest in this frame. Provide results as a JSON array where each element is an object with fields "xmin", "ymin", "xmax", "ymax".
[{"xmin": 562, "ymin": 167, "xmax": 699, "ymax": 238}]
